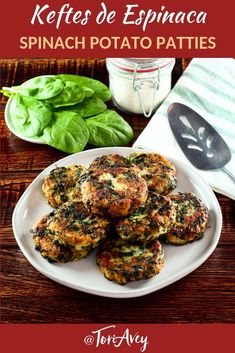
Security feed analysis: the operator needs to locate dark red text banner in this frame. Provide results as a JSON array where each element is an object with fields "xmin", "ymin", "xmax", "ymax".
[
  {"xmin": 0, "ymin": 0, "xmax": 234, "ymax": 57},
  {"xmin": 1, "ymin": 324, "xmax": 235, "ymax": 353}
]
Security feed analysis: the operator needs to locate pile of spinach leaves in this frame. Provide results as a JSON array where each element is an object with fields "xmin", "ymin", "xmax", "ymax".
[{"xmin": 1, "ymin": 75, "xmax": 133, "ymax": 153}]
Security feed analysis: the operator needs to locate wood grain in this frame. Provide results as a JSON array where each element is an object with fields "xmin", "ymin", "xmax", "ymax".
[{"xmin": 0, "ymin": 58, "xmax": 234, "ymax": 324}]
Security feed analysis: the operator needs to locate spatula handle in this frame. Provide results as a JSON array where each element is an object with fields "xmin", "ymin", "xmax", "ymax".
[{"xmin": 222, "ymin": 167, "xmax": 235, "ymax": 183}]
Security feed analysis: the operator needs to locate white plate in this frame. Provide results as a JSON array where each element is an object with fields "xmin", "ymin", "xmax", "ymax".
[
  {"xmin": 12, "ymin": 147, "xmax": 222, "ymax": 298},
  {"xmin": 5, "ymin": 98, "xmax": 45, "ymax": 144}
]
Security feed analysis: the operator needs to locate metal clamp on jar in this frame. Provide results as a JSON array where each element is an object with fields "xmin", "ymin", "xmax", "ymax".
[{"xmin": 106, "ymin": 58, "xmax": 175, "ymax": 117}]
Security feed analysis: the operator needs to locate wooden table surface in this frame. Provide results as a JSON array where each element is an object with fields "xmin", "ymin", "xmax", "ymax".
[{"xmin": 1, "ymin": 59, "xmax": 234, "ymax": 324}]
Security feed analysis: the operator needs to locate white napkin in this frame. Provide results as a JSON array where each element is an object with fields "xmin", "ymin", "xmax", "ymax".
[{"xmin": 133, "ymin": 58, "xmax": 235, "ymax": 200}]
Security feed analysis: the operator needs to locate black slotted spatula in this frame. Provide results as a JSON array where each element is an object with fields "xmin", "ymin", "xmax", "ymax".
[{"xmin": 167, "ymin": 102, "xmax": 235, "ymax": 183}]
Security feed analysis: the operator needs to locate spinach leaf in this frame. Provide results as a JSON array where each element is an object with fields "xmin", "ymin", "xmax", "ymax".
[
  {"xmin": 58, "ymin": 74, "xmax": 111, "ymax": 102},
  {"xmin": 63, "ymin": 97, "xmax": 107, "ymax": 118},
  {"xmin": 9, "ymin": 95, "xmax": 52, "ymax": 137},
  {"xmin": 0, "ymin": 89, "xmax": 15, "ymax": 98},
  {"xmin": 82, "ymin": 86, "xmax": 94, "ymax": 98},
  {"xmin": 85, "ymin": 110, "xmax": 133, "ymax": 147},
  {"xmin": 40, "ymin": 111, "xmax": 89, "ymax": 153},
  {"xmin": 9, "ymin": 94, "xmax": 29, "ymax": 125},
  {"xmin": 47, "ymin": 81, "xmax": 85, "ymax": 108},
  {"xmin": 8, "ymin": 76, "xmax": 64, "ymax": 100}
]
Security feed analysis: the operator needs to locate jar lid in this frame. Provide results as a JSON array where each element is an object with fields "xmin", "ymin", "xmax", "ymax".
[{"xmin": 108, "ymin": 58, "xmax": 174, "ymax": 73}]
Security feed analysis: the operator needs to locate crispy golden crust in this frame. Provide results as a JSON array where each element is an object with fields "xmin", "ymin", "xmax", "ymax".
[
  {"xmin": 89, "ymin": 154, "xmax": 136, "ymax": 170},
  {"xmin": 81, "ymin": 166, "xmax": 148, "ymax": 217},
  {"xmin": 97, "ymin": 238, "xmax": 164, "ymax": 284},
  {"xmin": 42, "ymin": 165, "xmax": 87, "ymax": 208},
  {"xmin": 116, "ymin": 192, "xmax": 176, "ymax": 242},
  {"xmin": 31, "ymin": 200, "xmax": 110, "ymax": 262},
  {"xmin": 129, "ymin": 152, "xmax": 177, "ymax": 195},
  {"xmin": 160, "ymin": 192, "xmax": 209, "ymax": 245}
]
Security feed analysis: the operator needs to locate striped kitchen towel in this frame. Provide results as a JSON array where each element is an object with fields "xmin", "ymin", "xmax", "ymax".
[{"xmin": 133, "ymin": 58, "xmax": 235, "ymax": 199}]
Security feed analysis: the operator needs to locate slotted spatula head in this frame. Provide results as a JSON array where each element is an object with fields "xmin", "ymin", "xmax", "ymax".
[{"xmin": 167, "ymin": 102, "xmax": 231, "ymax": 170}]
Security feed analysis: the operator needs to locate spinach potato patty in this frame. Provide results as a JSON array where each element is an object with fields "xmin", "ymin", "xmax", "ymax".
[
  {"xmin": 129, "ymin": 152, "xmax": 177, "ymax": 195},
  {"xmin": 31, "ymin": 200, "xmax": 110, "ymax": 262},
  {"xmin": 42, "ymin": 165, "xmax": 87, "ymax": 208},
  {"xmin": 116, "ymin": 192, "xmax": 176, "ymax": 242},
  {"xmin": 89, "ymin": 153, "xmax": 136, "ymax": 170},
  {"xmin": 160, "ymin": 192, "xmax": 209, "ymax": 245},
  {"xmin": 97, "ymin": 238, "xmax": 164, "ymax": 284},
  {"xmin": 81, "ymin": 166, "xmax": 148, "ymax": 217}
]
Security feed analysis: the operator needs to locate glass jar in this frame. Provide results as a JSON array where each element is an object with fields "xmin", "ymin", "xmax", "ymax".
[{"xmin": 106, "ymin": 58, "xmax": 175, "ymax": 117}]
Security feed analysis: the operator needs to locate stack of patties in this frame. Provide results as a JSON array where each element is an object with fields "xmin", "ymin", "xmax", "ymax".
[
  {"xmin": 31, "ymin": 152, "xmax": 209, "ymax": 286},
  {"xmin": 128, "ymin": 153, "xmax": 209, "ymax": 245},
  {"xmin": 92, "ymin": 153, "xmax": 208, "ymax": 285},
  {"xmin": 32, "ymin": 164, "xmax": 111, "ymax": 263},
  {"xmin": 81, "ymin": 154, "xmax": 176, "ymax": 284},
  {"xmin": 80, "ymin": 154, "xmax": 163, "ymax": 284}
]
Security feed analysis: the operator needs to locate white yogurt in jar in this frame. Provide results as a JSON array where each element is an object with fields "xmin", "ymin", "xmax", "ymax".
[{"xmin": 106, "ymin": 58, "xmax": 175, "ymax": 117}]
